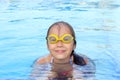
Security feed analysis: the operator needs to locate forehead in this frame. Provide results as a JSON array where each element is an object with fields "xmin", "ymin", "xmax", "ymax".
[{"xmin": 48, "ymin": 24, "xmax": 72, "ymax": 35}]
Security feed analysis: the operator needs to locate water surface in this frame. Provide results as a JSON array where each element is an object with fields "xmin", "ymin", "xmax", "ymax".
[{"xmin": 0, "ymin": 0, "xmax": 120, "ymax": 80}]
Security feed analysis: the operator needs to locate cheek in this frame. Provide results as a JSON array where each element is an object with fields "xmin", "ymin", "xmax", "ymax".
[
  {"xmin": 66, "ymin": 43, "xmax": 75, "ymax": 51},
  {"xmin": 47, "ymin": 44, "xmax": 55, "ymax": 50}
]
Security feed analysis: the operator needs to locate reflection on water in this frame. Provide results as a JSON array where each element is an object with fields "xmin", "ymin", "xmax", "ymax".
[{"xmin": 0, "ymin": 0, "xmax": 120, "ymax": 80}]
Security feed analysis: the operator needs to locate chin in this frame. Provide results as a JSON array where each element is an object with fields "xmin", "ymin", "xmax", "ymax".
[{"xmin": 56, "ymin": 55, "xmax": 67, "ymax": 60}]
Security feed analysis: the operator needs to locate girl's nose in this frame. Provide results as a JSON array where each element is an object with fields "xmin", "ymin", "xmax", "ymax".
[{"xmin": 56, "ymin": 40, "xmax": 63, "ymax": 47}]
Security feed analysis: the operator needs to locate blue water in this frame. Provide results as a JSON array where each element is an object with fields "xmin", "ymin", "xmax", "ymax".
[{"xmin": 0, "ymin": 0, "xmax": 120, "ymax": 80}]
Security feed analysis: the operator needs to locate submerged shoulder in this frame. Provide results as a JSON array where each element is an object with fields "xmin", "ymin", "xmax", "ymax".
[{"xmin": 36, "ymin": 54, "xmax": 52, "ymax": 64}]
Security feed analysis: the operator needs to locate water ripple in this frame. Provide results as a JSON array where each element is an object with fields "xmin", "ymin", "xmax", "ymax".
[{"xmin": 9, "ymin": 19, "xmax": 25, "ymax": 23}]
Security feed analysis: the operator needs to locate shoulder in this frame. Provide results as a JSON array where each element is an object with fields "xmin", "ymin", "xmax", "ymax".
[{"xmin": 35, "ymin": 54, "xmax": 52, "ymax": 64}]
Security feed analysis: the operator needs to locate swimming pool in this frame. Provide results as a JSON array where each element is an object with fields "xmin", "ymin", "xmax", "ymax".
[{"xmin": 0, "ymin": 0, "xmax": 120, "ymax": 80}]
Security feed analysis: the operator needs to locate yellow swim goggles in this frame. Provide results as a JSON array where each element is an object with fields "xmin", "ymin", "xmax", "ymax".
[{"xmin": 47, "ymin": 34, "xmax": 74, "ymax": 44}]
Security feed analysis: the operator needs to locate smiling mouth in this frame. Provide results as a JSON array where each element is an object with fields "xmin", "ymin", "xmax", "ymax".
[{"xmin": 55, "ymin": 50, "xmax": 66, "ymax": 53}]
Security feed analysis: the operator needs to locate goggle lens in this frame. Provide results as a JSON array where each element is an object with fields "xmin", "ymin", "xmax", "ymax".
[
  {"xmin": 63, "ymin": 35, "xmax": 73, "ymax": 43},
  {"xmin": 48, "ymin": 36, "xmax": 57, "ymax": 44}
]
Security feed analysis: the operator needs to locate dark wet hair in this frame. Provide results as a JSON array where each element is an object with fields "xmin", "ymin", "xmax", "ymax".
[{"xmin": 46, "ymin": 21, "xmax": 86, "ymax": 66}]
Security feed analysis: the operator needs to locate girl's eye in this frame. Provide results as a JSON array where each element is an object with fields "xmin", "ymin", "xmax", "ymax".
[
  {"xmin": 64, "ymin": 36, "xmax": 71, "ymax": 41},
  {"xmin": 49, "ymin": 37, "xmax": 56, "ymax": 41}
]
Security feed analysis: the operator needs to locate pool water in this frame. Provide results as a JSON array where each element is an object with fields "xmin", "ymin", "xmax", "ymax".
[{"xmin": 0, "ymin": 0, "xmax": 120, "ymax": 80}]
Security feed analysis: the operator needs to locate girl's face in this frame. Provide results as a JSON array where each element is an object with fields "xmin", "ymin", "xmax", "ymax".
[{"xmin": 47, "ymin": 24, "xmax": 76, "ymax": 62}]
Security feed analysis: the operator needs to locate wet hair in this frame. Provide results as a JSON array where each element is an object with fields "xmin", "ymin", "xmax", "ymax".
[{"xmin": 46, "ymin": 21, "xmax": 86, "ymax": 66}]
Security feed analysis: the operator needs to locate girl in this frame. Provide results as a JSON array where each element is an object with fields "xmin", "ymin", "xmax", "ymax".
[{"xmin": 30, "ymin": 21, "xmax": 95, "ymax": 80}]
